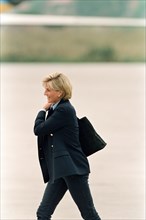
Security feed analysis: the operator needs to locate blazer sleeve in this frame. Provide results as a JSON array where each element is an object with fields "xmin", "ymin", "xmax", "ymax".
[{"xmin": 34, "ymin": 106, "xmax": 70, "ymax": 136}]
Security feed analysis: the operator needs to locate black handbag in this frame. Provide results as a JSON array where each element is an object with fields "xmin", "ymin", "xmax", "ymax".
[{"xmin": 78, "ymin": 117, "xmax": 107, "ymax": 156}]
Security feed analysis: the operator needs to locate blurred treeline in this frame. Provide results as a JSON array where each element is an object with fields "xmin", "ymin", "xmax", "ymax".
[
  {"xmin": 12, "ymin": 0, "xmax": 144, "ymax": 18},
  {"xmin": 1, "ymin": 26, "xmax": 145, "ymax": 62}
]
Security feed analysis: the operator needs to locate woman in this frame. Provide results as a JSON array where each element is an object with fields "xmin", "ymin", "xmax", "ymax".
[{"xmin": 34, "ymin": 72, "xmax": 101, "ymax": 220}]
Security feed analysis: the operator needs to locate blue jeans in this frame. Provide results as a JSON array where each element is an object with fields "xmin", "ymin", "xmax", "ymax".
[{"xmin": 37, "ymin": 174, "xmax": 101, "ymax": 220}]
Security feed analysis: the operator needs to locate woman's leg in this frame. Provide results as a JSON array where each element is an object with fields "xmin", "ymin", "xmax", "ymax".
[
  {"xmin": 37, "ymin": 178, "xmax": 67, "ymax": 220},
  {"xmin": 63, "ymin": 174, "xmax": 101, "ymax": 220}
]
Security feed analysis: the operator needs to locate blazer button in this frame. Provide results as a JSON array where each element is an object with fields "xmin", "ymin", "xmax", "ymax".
[
  {"xmin": 50, "ymin": 133, "xmax": 53, "ymax": 136},
  {"xmin": 51, "ymin": 145, "xmax": 53, "ymax": 148},
  {"xmin": 39, "ymin": 148, "xmax": 42, "ymax": 150},
  {"xmin": 40, "ymin": 157, "xmax": 44, "ymax": 160}
]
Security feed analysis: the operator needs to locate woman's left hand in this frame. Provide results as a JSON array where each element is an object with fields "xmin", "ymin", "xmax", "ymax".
[{"xmin": 43, "ymin": 102, "xmax": 52, "ymax": 111}]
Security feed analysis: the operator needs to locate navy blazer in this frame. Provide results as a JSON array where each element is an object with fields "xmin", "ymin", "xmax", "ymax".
[{"xmin": 34, "ymin": 99, "xmax": 90, "ymax": 183}]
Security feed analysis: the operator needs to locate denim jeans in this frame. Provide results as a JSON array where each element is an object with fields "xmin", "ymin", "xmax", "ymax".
[{"xmin": 37, "ymin": 174, "xmax": 101, "ymax": 220}]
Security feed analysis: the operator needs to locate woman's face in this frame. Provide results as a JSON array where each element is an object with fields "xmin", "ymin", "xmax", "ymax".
[{"xmin": 44, "ymin": 87, "xmax": 62, "ymax": 104}]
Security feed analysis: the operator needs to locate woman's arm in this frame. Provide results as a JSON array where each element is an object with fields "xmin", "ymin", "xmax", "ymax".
[{"xmin": 34, "ymin": 106, "xmax": 69, "ymax": 136}]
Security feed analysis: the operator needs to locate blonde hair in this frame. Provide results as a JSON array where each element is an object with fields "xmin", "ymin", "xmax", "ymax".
[{"xmin": 42, "ymin": 73, "xmax": 72, "ymax": 100}]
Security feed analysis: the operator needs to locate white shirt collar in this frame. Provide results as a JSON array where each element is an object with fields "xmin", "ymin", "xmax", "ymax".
[{"xmin": 52, "ymin": 100, "xmax": 61, "ymax": 110}]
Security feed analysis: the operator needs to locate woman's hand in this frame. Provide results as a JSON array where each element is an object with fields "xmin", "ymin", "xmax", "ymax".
[{"xmin": 43, "ymin": 102, "xmax": 52, "ymax": 111}]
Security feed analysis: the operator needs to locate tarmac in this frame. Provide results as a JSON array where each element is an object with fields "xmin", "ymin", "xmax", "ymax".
[{"xmin": 1, "ymin": 63, "xmax": 145, "ymax": 220}]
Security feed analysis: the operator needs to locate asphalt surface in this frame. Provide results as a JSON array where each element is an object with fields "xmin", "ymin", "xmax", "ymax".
[{"xmin": 1, "ymin": 63, "xmax": 145, "ymax": 220}]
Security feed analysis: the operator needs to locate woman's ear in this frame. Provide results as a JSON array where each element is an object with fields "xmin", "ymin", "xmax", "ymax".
[{"xmin": 58, "ymin": 91, "xmax": 63, "ymax": 97}]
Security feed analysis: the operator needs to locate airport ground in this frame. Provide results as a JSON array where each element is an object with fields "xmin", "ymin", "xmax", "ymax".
[{"xmin": 1, "ymin": 63, "xmax": 145, "ymax": 220}]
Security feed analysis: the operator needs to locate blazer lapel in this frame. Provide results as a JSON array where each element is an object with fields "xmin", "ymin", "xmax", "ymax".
[{"xmin": 46, "ymin": 107, "xmax": 54, "ymax": 119}]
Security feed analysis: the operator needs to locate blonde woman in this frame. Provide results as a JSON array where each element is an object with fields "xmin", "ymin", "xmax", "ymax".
[{"xmin": 34, "ymin": 73, "xmax": 101, "ymax": 220}]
